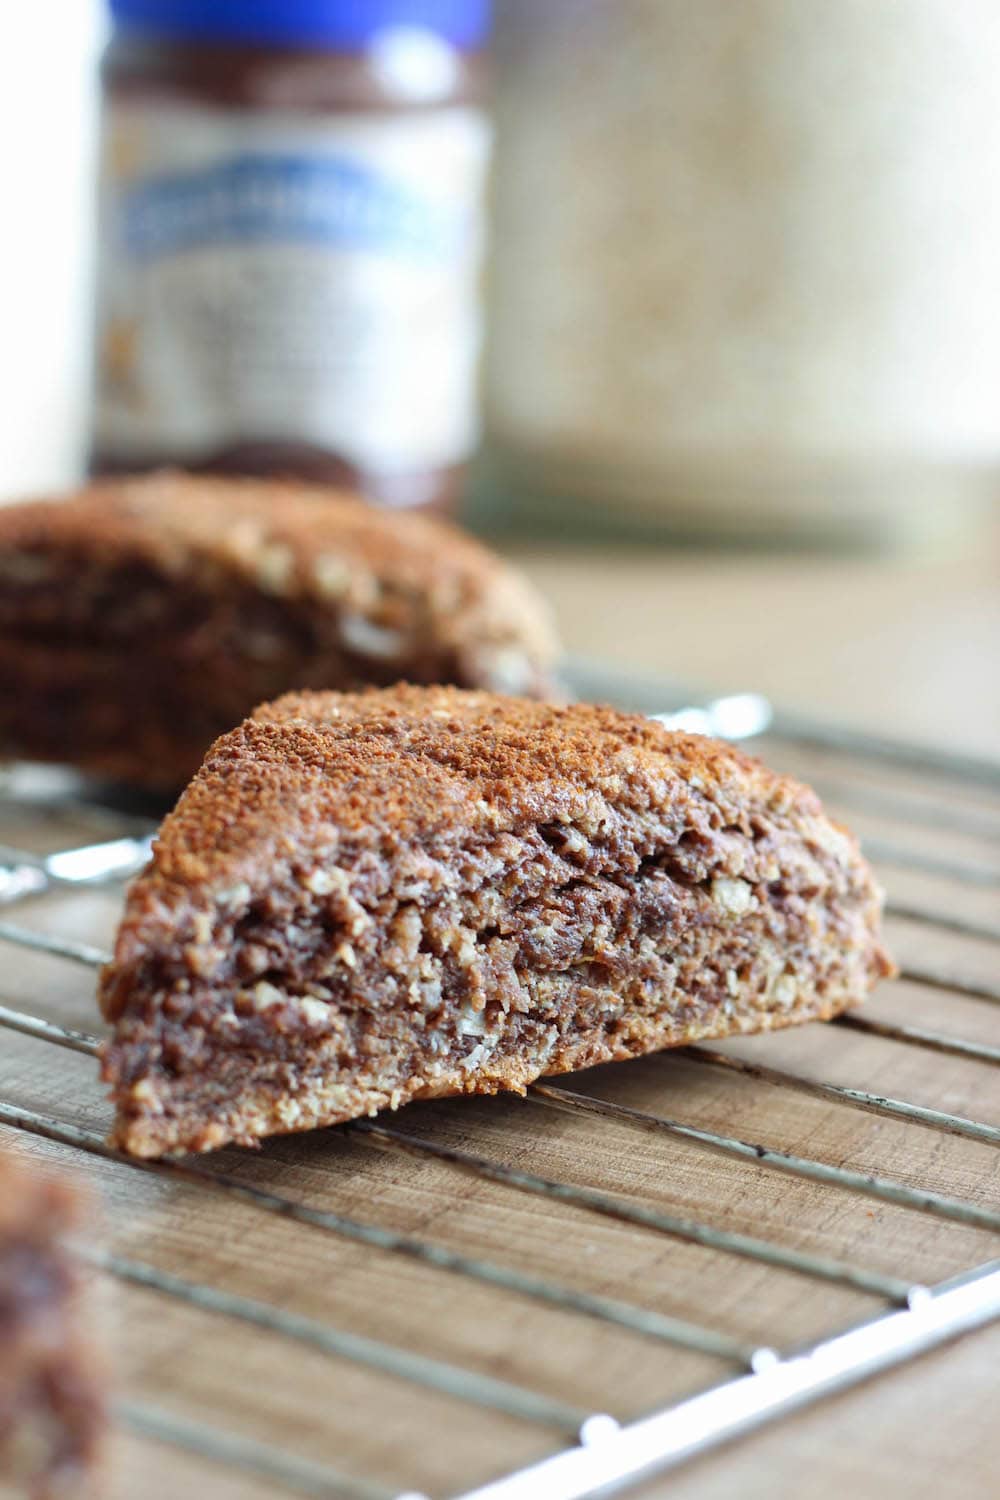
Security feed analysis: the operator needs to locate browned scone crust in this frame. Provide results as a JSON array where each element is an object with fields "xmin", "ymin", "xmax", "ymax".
[
  {"xmin": 0, "ymin": 1152, "xmax": 105, "ymax": 1499},
  {"xmin": 100, "ymin": 686, "xmax": 893, "ymax": 1158},
  {"xmin": 0, "ymin": 472, "xmax": 559, "ymax": 790}
]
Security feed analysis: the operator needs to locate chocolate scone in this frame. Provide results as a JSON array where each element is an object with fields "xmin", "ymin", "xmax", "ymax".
[
  {"xmin": 0, "ymin": 1152, "xmax": 105, "ymax": 1499},
  {"xmin": 0, "ymin": 472, "xmax": 558, "ymax": 790},
  {"xmin": 100, "ymin": 686, "xmax": 893, "ymax": 1158}
]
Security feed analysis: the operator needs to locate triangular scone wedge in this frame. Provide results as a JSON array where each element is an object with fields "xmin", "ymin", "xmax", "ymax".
[
  {"xmin": 99, "ymin": 686, "xmax": 894, "ymax": 1157},
  {"xmin": 0, "ymin": 472, "xmax": 558, "ymax": 790}
]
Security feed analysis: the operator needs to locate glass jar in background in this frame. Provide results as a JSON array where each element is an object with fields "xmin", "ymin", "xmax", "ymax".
[
  {"xmin": 92, "ymin": 0, "xmax": 492, "ymax": 513},
  {"xmin": 484, "ymin": 1, "xmax": 1000, "ymax": 548}
]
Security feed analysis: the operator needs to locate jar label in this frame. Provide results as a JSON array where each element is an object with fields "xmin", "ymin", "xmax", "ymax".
[{"xmin": 94, "ymin": 100, "xmax": 491, "ymax": 479}]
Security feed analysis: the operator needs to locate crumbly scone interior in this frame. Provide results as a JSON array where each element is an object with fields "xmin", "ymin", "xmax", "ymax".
[
  {"xmin": 0, "ymin": 479, "xmax": 559, "ymax": 701},
  {"xmin": 0, "ymin": 491, "xmax": 559, "ymax": 789},
  {"xmin": 101, "ymin": 704, "xmax": 890, "ymax": 1156},
  {"xmin": 0, "ymin": 546, "xmax": 543, "ymax": 697},
  {"xmin": 0, "ymin": 1171, "xmax": 104, "ymax": 1496}
]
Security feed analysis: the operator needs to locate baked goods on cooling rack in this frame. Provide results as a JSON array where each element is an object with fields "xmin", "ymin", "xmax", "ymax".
[
  {"xmin": 0, "ymin": 1151, "xmax": 105, "ymax": 1499},
  {"xmin": 0, "ymin": 472, "xmax": 558, "ymax": 791},
  {"xmin": 99, "ymin": 685, "xmax": 893, "ymax": 1158}
]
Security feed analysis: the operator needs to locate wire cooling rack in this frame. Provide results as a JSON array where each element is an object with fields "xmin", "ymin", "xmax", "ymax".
[{"xmin": 1, "ymin": 658, "xmax": 998, "ymax": 1500}]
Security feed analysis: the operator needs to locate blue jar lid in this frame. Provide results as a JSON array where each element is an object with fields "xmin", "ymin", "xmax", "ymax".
[{"xmin": 109, "ymin": 1, "xmax": 491, "ymax": 49}]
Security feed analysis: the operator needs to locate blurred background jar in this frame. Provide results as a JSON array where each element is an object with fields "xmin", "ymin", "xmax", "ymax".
[
  {"xmin": 91, "ymin": 0, "xmax": 492, "ymax": 513},
  {"xmin": 483, "ymin": 0, "xmax": 1000, "ymax": 548}
]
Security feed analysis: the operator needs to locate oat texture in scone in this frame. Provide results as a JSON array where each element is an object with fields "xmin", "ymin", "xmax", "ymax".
[
  {"xmin": 99, "ymin": 685, "xmax": 894, "ymax": 1157},
  {"xmin": 0, "ymin": 472, "xmax": 560, "ymax": 789},
  {"xmin": 0, "ymin": 1152, "xmax": 106, "ymax": 1498}
]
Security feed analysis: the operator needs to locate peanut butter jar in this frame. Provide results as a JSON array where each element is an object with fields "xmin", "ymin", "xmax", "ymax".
[{"xmin": 92, "ymin": 0, "xmax": 492, "ymax": 514}]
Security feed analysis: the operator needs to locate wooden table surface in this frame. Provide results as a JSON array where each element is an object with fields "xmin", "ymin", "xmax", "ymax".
[
  {"xmin": 512, "ymin": 520, "xmax": 1000, "ymax": 757},
  {"xmin": 2, "ymin": 526, "xmax": 998, "ymax": 1500}
]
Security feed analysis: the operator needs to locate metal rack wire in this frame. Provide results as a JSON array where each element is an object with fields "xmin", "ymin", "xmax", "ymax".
[{"xmin": 1, "ymin": 661, "xmax": 998, "ymax": 1500}]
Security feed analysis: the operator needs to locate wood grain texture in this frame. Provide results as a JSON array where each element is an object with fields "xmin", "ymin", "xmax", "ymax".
[
  {"xmin": 512, "ymin": 519, "xmax": 1000, "ymax": 758},
  {"xmin": 1, "ymin": 536, "xmax": 998, "ymax": 1499}
]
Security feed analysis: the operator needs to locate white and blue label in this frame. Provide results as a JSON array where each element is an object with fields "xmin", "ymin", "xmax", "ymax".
[
  {"xmin": 120, "ymin": 152, "xmax": 460, "ymax": 262},
  {"xmin": 95, "ymin": 100, "xmax": 491, "ymax": 472}
]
